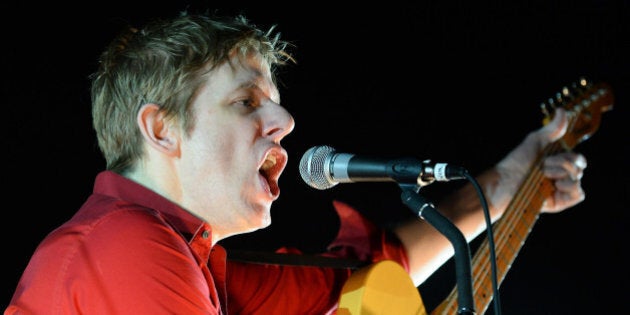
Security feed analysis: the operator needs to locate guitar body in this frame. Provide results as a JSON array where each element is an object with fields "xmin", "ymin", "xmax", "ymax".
[{"xmin": 338, "ymin": 260, "xmax": 427, "ymax": 315}]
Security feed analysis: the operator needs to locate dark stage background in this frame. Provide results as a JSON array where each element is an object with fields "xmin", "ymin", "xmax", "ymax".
[{"xmin": 3, "ymin": 1, "xmax": 629, "ymax": 314}]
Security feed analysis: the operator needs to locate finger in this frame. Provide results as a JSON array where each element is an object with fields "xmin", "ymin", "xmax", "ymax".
[
  {"xmin": 553, "ymin": 179, "xmax": 585, "ymax": 209},
  {"xmin": 539, "ymin": 108, "xmax": 569, "ymax": 145},
  {"xmin": 543, "ymin": 177, "xmax": 586, "ymax": 213},
  {"xmin": 543, "ymin": 152, "xmax": 587, "ymax": 181},
  {"xmin": 554, "ymin": 176, "xmax": 582, "ymax": 192}
]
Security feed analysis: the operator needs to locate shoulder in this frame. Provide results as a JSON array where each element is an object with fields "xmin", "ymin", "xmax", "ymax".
[{"xmin": 36, "ymin": 201, "xmax": 192, "ymax": 274}]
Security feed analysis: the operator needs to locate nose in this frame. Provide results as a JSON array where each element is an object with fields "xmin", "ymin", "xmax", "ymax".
[{"xmin": 262, "ymin": 102, "xmax": 295, "ymax": 142}]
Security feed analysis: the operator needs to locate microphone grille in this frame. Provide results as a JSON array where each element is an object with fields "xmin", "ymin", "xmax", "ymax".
[{"xmin": 299, "ymin": 145, "xmax": 337, "ymax": 190}]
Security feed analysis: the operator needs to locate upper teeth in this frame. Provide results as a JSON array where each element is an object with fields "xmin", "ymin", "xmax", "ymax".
[{"xmin": 261, "ymin": 154, "xmax": 276, "ymax": 171}]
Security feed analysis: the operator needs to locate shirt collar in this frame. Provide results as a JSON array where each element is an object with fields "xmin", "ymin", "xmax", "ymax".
[{"xmin": 93, "ymin": 170, "xmax": 211, "ymax": 244}]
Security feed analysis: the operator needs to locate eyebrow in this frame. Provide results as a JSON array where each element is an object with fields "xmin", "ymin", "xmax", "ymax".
[{"xmin": 238, "ymin": 75, "xmax": 280, "ymax": 104}]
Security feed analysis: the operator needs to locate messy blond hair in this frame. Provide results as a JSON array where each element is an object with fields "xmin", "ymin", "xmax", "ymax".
[{"xmin": 90, "ymin": 12, "xmax": 294, "ymax": 173}]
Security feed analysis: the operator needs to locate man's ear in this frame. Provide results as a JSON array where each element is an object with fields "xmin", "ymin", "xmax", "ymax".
[{"xmin": 137, "ymin": 103, "xmax": 180, "ymax": 156}]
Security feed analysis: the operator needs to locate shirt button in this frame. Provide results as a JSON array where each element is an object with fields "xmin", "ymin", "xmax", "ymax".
[{"xmin": 202, "ymin": 230, "xmax": 210, "ymax": 239}]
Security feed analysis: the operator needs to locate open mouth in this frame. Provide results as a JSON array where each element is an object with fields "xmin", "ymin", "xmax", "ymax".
[
  {"xmin": 260, "ymin": 154, "xmax": 277, "ymax": 173},
  {"xmin": 259, "ymin": 149, "xmax": 287, "ymax": 197}
]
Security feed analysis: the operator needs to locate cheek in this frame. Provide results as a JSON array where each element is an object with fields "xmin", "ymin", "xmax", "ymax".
[
  {"xmin": 185, "ymin": 123, "xmax": 242, "ymax": 172},
  {"xmin": 186, "ymin": 131, "xmax": 227, "ymax": 165},
  {"xmin": 186, "ymin": 111, "xmax": 259, "ymax": 172}
]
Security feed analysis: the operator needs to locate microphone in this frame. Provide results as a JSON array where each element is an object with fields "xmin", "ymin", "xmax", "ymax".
[{"xmin": 299, "ymin": 145, "xmax": 467, "ymax": 190}]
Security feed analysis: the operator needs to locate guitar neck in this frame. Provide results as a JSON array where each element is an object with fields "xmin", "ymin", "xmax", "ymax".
[
  {"xmin": 431, "ymin": 145, "xmax": 559, "ymax": 314},
  {"xmin": 431, "ymin": 80, "xmax": 614, "ymax": 315},
  {"xmin": 470, "ymin": 161, "xmax": 551, "ymax": 312},
  {"xmin": 431, "ymin": 145, "xmax": 554, "ymax": 315}
]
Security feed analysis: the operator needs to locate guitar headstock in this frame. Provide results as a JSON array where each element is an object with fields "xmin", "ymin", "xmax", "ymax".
[{"xmin": 540, "ymin": 77, "xmax": 614, "ymax": 149}]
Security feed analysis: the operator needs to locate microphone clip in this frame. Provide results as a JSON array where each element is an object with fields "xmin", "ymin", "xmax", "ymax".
[
  {"xmin": 417, "ymin": 160, "xmax": 467, "ymax": 187},
  {"xmin": 417, "ymin": 160, "xmax": 438, "ymax": 187}
]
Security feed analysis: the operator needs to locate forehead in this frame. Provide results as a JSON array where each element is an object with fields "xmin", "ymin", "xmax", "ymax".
[{"xmin": 216, "ymin": 53, "xmax": 280, "ymax": 102}]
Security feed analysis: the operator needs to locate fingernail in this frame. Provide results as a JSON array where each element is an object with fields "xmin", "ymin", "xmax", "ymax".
[{"xmin": 575, "ymin": 156, "xmax": 587, "ymax": 169}]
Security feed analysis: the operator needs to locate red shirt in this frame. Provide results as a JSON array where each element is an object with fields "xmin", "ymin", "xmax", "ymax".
[{"xmin": 6, "ymin": 171, "xmax": 409, "ymax": 314}]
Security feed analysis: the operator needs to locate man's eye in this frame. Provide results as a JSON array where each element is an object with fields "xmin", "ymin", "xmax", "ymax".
[{"xmin": 236, "ymin": 99, "xmax": 259, "ymax": 108}]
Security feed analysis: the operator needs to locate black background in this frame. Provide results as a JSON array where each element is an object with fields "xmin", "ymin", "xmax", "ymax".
[{"xmin": 3, "ymin": 1, "xmax": 629, "ymax": 314}]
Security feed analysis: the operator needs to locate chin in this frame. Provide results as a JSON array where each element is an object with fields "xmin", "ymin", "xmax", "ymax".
[
  {"xmin": 259, "ymin": 215, "xmax": 271, "ymax": 228},
  {"xmin": 243, "ymin": 206, "xmax": 272, "ymax": 231},
  {"xmin": 255, "ymin": 201, "xmax": 272, "ymax": 220},
  {"xmin": 253, "ymin": 212, "xmax": 272, "ymax": 229},
  {"xmin": 239, "ymin": 219, "xmax": 271, "ymax": 235}
]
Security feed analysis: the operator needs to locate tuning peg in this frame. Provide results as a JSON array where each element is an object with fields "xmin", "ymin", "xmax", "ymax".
[
  {"xmin": 578, "ymin": 77, "xmax": 589, "ymax": 88},
  {"xmin": 540, "ymin": 97, "xmax": 555, "ymax": 125},
  {"xmin": 562, "ymin": 86, "xmax": 571, "ymax": 97},
  {"xmin": 572, "ymin": 77, "xmax": 591, "ymax": 95},
  {"xmin": 570, "ymin": 77, "xmax": 593, "ymax": 112},
  {"xmin": 555, "ymin": 91, "xmax": 564, "ymax": 104},
  {"xmin": 540, "ymin": 102, "xmax": 550, "ymax": 116}
]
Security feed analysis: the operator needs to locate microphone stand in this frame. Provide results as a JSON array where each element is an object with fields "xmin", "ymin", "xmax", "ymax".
[{"xmin": 399, "ymin": 186, "xmax": 476, "ymax": 315}]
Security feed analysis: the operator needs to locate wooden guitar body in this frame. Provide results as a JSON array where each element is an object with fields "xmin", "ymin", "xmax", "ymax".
[{"xmin": 338, "ymin": 260, "xmax": 427, "ymax": 315}]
